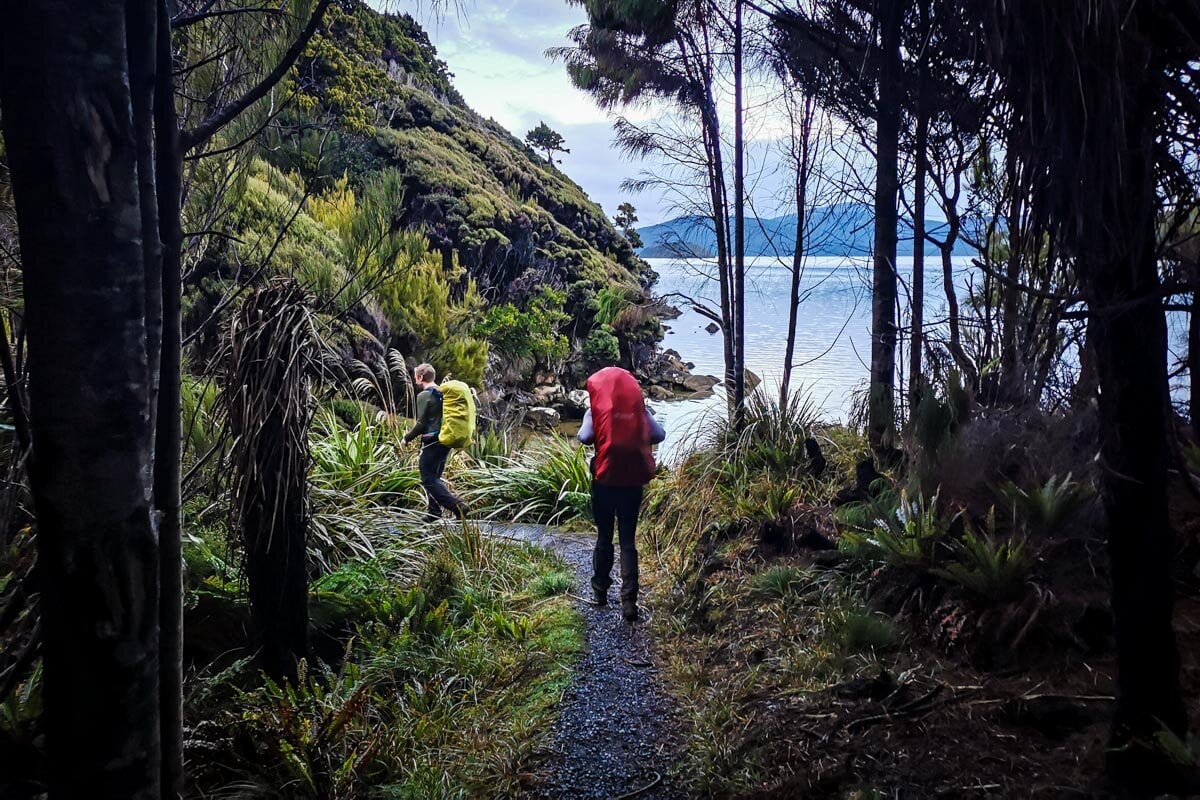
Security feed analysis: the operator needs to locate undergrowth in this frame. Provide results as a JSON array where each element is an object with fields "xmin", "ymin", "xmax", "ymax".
[{"xmin": 185, "ymin": 524, "xmax": 584, "ymax": 799}]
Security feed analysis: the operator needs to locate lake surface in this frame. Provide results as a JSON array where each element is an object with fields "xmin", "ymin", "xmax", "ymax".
[
  {"xmin": 644, "ymin": 255, "xmax": 970, "ymax": 462},
  {"xmin": 644, "ymin": 255, "xmax": 1194, "ymax": 463}
]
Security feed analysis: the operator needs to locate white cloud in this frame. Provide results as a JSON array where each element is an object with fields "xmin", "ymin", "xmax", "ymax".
[{"xmin": 368, "ymin": 1, "xmax": 804, "ymax": 227}]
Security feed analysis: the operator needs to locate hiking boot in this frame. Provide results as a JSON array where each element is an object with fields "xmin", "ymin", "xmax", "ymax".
[
  {"xmin": 621, "ymin": 597, "xmax": 639, "ymax": 622},
  {"xmin": 590, "ymin": 589, "xmax": 608, "ymax": 607}
]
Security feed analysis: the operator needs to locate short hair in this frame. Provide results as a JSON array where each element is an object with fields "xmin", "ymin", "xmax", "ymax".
[{"xmin": 414, "ymin": 363, "xmax": 436, "ymax": 382}]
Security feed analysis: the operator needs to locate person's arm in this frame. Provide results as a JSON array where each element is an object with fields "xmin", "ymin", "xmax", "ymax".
[
  {"xmin": 403, "ymin": 391, "xmax": 432, "ymax": 443},
  {"xmin": 645, "ymin": 408, "xmax": 666, "ymax": 444},
  {"xmin": 577, "ymin": 409, "xmax": 594, "ymax": 445}
]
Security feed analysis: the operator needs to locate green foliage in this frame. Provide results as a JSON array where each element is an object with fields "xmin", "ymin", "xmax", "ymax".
[
  {"xmin": 328, "ymin": 397, "xmax": 373, "ymax": 429},
  {"xmin": 999, "ymin": 473, "xmax": 1091, "ymax": 537},
  {"xmin": 594, "ymin": 285, "xmax": 636, "ymax": 326},
  {"xmin": 529, "ymin": 570, "xmax": 574, "ymax": 598},
  {"xmin": 472, "ymin": 287, "xmax": 570, "ymax": 363},
  {"xmin": 749, "ymin": 565, "xmax": 812, "ymax": 599},
  {"xmin": 182, "ymin": 375, "xmax": 222, "ymax": 459},
  {"xmin": 933, "ymin": 509, "xmax": 1034, "ymax": 600},
  {"xmin": 466, "ymin": 425, "xmax": 516, "ymax": 468},
  {"xmin": 188, "ymin": 532, "xmax": 584, "ymax": 799},
  {"xmin": 582, "ymin": 326, "xmax": 621, "ymax": 366},
  {"xmin": 614, "ymin": 202, "xmax": 639, "ymax": 231},
  {"xmin": 837, "ymin": 488, "xmax": 953, "ymax": 567},
  {"xmin": 298, "ymin": 4, "xmax": 461, "ymax": 134},
  {"xmin": 0, "ymin": 661, "xmax": 41, "ymax": 745},
  {"xmin": 308, "ymin": 412, "xmax": 423, "ymax": 568},
  {"xmin": 308, "ymin": 172, "xmax": 488, "ymax": 380},
  {"xmin": 830, "ymin": 608, "xmax": 896, "ymax": 653},
  {"xmin": 910, "ymin": 372, "xmax": 970, "ymax": 458},
  {"xmin": 462, "ymin": 436, "xmax": 592, "ymax": 525},
  {"xmin": 715, "ymin": 391, "xmax": 820, "ymax": 480},
  {"xmin": 734, "ymin": 480, "xmax": 801, "ymax": 522},
  {"xmin": 524, "ymin": 121, "xmax": 569, "ymax": 163}
]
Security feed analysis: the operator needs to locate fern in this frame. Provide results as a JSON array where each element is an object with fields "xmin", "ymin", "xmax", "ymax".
[{"xmin": 933, "ymin": 509, "xmax": 1033, "ymax": 600}]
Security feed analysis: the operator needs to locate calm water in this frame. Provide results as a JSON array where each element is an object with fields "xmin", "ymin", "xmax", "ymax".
[
  {"xmin": 644, "ymin": 255, "xmax": 973, "ymax": 462},
  {"xmin": 644, "ymin": 255, "xmax": 1194, "ymax": 462}
]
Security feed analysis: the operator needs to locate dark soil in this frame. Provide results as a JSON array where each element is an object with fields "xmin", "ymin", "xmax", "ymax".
[{"xmin": 483, "ymin": 523, "xmax": 685, "ymax": 800}]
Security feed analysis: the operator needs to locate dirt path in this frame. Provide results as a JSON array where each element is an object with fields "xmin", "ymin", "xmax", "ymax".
[{"xmin": 482, "ymin": 523, "xmax": 685, "ymax": 800}]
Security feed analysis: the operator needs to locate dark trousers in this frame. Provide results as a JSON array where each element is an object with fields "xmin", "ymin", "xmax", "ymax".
[
  {"xmin": 591, "ymin": 483, "xmax": 644, "ymax": 601},
  {"xmin": 419, "ymin": 440, "xmax": 463, "ymax": 521}
]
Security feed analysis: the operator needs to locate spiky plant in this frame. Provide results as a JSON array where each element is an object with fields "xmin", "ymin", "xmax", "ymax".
[
  {"xmin": 837, "ymin": 488, "xmax": 953, "ymax": 567},
  {"xmin": 1000, "ymin": 473, "xmax": 1091, "ymax": 537},
  {"xmin": 349, "ymin": 348, "xmax": 415, "ymax": 420},
  {"xmin": 461, "ymin": 435, "xmax": 592, "ymax": 525},
  {"xmin": 222, "ymin": 279, "xmax": 316, "ymax": 681},
  {"xmin": 933, "ymin": 508, "xmax": 1034, "ymax": 601}
]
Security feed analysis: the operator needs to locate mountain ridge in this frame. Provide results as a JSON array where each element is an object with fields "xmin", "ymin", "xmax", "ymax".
[{"xmin": 636, "ymin": 202, "xmax": 979, "ymax": 258}]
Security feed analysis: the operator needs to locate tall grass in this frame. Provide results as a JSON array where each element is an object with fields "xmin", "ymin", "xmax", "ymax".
[
  {"xmin": 644, "ymin": 390, "xmax": 845, "ymax": 568},
  {"xmin": 462, "ymin": 435, "xmax": 592, "ymax": 525},
  {"xmin": 308, "ymin": 410, "xmax": 424, "ymax": 569}
]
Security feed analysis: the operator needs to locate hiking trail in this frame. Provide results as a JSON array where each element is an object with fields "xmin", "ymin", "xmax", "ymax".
[{"xmin": 482, "ymin": 523, "xmax": 685, "ymax": 800}]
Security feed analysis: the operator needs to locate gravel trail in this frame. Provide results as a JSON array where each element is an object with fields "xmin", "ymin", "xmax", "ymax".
[{"xmin": 481, "ymin": 523, "xmax": 685, "ymax": 800}]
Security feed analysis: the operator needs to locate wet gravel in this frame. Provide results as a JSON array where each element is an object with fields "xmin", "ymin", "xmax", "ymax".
[{"xmin": 482, "ymin": 523, "xmax": 685, "ymax": 800}]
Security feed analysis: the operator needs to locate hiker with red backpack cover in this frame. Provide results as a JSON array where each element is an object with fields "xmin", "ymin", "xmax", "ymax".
[{"xmin": 578, "ymin": 367, "xmax": 666, "ymax": 621}]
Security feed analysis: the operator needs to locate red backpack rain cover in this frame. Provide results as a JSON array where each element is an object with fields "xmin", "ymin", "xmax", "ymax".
[{"xmin": 586, "ymin": 367, "xmax": 656, "ymax": 486}]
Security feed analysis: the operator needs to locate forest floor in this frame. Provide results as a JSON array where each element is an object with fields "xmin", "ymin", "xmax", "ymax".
[
  {"xmin": 481, "ymin": 523, "xmax": 686, "ymax": 799},
  {"xmin": 641, "ymin": 538, "xmax": 1200, "ymax": 798}
]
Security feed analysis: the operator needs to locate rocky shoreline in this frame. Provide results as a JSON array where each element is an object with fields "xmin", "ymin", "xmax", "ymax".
[{"xmin": 476, "ymin": 348, "xmax": 722, "ymax": 431}]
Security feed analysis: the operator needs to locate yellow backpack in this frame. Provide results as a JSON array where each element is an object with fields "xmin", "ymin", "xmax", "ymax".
[{"xmin": 438, "ymin": 380, "xmax": 476, "ymax": 449}]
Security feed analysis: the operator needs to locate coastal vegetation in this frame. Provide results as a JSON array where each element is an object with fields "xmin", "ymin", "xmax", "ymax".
[{"xmin": 1, "ymin": 0, "xmax": 1199, "ymax": 797}]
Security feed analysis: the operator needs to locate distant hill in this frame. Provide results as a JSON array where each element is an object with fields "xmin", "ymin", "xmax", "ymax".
[{"xmin": 636, "ymin": 202, "xmax": 979, "ymax": 259}]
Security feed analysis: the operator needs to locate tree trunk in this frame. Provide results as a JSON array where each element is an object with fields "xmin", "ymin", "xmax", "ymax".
[
  {"xmin": 228, "ymin": 285, "xmax": 314, "ymax": 681},
  {"xmin": 1037, "ymin": 0, "xmax": 1187, "ymax": 780},
  {"xmin": 154, "ymin": 0, "xmax": 186, "ymax": 791},
  {"xmin": 909, "ymin": 70, "xmax": 928, "ymax": 412},
  {"xmin": 869, "ymin": 0, "xmax": 902, "ymax": 452},
  {"xmin": 780, "ymin": 182, "xmax": 807, "ymax": 410},
  {"xmin": 1000, "ymin": 187, "xmax": 1023, "ymax": 402},
  {"xmin": 1092, "ymin": 186, "xmax": 1186, "ymax": 779},
  {"xmin": 1191, "ymin": 289, "xmax": 1200, "ymax": 430},
  {"xmin": 698, "ymin": 94, "xmax": 735, "ymax": 421},
  {"xmin": 732, "ymin": 0, "xmax": 746, "ymax": 426},
  {"xmin": 780, "ymin": 98, "xmax": 813, "ymax": 411},
  {"xmin": 0, "ymin": 1, "xmax": 162, "ymax": 795}
]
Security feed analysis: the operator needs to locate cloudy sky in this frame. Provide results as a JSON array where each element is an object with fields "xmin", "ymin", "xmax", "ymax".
[{"xmin": 408, "ymin": 0, "xmax": 677, "ymax": 225}]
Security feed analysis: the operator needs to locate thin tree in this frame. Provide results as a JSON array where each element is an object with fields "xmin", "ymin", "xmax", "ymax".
[
  {"xmin": 614, "ymin": 201, "xmax": 643, "ymax": 248},
  {"xmin": 525, "ymin": 120, "xmax": 570, "ymax": 164},
  {"xmin": 553, "ymin": 0, "xmax": 743, "ymax": 421},
  {"xmin": 773, "ymin": 0, "xmax": 908, "ymax": 453},
  {"xmin": 777, "ymin": 91, "xmax": 822, "ymax": 409}
]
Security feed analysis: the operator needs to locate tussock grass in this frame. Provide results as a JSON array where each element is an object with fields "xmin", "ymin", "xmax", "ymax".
[
  {"xmin": 830, "ymin": 607, "xmax": 897, "ymax": 653},
  {"xmin": 529, "ymin": 570, "xmax": 574, "ymax": 598},
  {"xmin": 461, "ymin": 435, "xmax": 591, "ymax": 526},
  {"xmin": 749, "ymin": 565, "xmax": 813, "ymax": 599}
]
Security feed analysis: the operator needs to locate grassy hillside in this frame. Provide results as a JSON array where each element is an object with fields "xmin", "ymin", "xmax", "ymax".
[
  {"xmin": 297, "ymin": 2, "xmax": 657, "ymax": 307},
  {"xmin": 181, "ymin": 2, "xmax": 661, "ymax": 390}
]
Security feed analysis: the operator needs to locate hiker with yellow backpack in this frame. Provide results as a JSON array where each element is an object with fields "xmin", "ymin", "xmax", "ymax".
[{"xmin": 403, "ymin": 363, "xmax": 476, "ymax": 522}]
